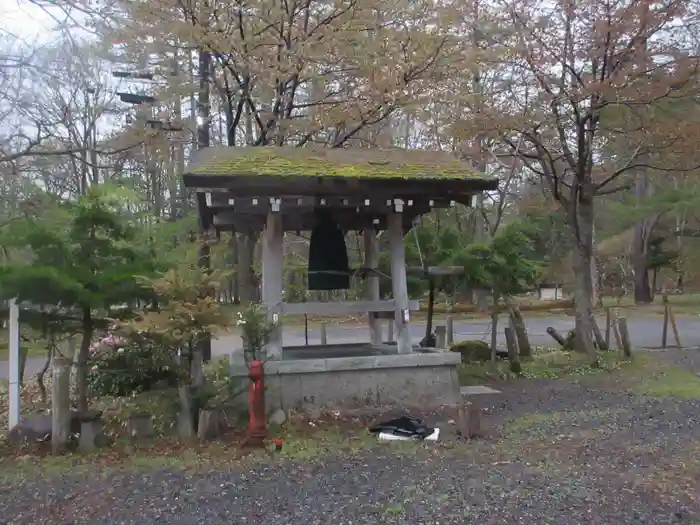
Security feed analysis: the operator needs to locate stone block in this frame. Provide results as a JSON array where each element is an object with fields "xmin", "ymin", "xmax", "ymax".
[
  {"xmin": 197, "ymin": 408, "xmax": 221, "ymax": 441},
  {"xmin": 126, "ymin": 412, "xmax": 154, "ymax": 438}
]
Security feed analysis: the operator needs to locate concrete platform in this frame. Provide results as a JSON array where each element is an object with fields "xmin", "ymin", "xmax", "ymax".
[
  {"xmin": 460, "ymin": 385, "xmax": 502, "ymax": 395},
  {"xmin": 229, "ymin": 343, "xmax": 462, "ymax": 412}
]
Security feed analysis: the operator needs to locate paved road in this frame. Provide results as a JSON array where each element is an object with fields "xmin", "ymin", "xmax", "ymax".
[{"xmin": 2, "ymin": 314, "xmax": 697, "ymax": 379}]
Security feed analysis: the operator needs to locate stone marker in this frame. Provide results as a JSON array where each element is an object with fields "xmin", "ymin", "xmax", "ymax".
[
  {"xmin": 52, "ymin": 357, "xmax": 72, "ymax": 454},
  {"xmin": 78, "ymin": 410, "xmax": 103, "ymax": 451},
  {"xmin": 197, "ymin": 408, "xmax": 221, "ymax": 441},
  {"xmin": 126, "ymin": 412, "xmax": 154, "ymax": 438}
]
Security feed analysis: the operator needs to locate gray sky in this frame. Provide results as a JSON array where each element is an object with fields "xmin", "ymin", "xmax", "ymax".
[{"xmin": 0, "ymin": 0, "xmax": 59, "ymax": 42}]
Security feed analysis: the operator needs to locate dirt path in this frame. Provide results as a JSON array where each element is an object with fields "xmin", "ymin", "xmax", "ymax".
[{"xmin": 2, "ymin": 350, "xmax": 700, "ymax": 524}]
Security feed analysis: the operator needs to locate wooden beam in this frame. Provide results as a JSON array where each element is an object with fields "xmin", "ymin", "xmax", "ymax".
[
  {"xmin": 280, "ymin": 299, "xmax": 419, "ymax": 317},
  {"xmin": 211, "ymin": 210, "xmax": 421, "ymax": 232},
  {"xmin": 207, "ymin": 193, "xmax": 456, "ymax": 212},
  {"xmin": 184, "ymin": 173, "xmax": 493, "ymax": 196}
]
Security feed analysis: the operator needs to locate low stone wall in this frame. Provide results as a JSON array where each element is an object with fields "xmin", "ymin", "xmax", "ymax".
[{"xmin": 229, "ymin": 352, "xmax": 461, "ymax": 412}]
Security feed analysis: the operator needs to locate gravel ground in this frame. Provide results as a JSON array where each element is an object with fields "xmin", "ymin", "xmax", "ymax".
[{"xmin": 2, "ymin": 350, "xmax": 700, "ymax": 525}]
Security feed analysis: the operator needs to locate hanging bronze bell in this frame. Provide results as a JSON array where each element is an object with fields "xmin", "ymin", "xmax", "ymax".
[{"xmin": 308, "ymin": 212, "xmax": 350, "ymax": 290}]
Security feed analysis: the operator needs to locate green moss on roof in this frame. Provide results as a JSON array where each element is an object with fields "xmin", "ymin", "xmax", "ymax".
[{"xmin": 186, "ymin": 146, "xmax": 487, "ymax": 181}]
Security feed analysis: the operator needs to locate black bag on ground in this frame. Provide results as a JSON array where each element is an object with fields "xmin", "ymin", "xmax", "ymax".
[{"xmin": 368, "ymin": 416, "xmax": 434, "ymax": 439}]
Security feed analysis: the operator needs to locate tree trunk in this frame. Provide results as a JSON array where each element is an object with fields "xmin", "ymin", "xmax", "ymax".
[
  {"xmin": 568, "ymin": 196, "xmax": 599, "ymax": 366},
  {"xmin": 631, "ymin": 169, "xmax": 659, "ymax": 304},
  {"xmin": 631, "ymin": 244, "xmax": 653, "ymax": 303},
  {"xmin": 75, "ymin": 307, "xmax": 94, "ymax": 412}
]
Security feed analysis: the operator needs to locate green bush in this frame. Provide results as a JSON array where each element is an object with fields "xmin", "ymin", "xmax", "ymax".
[{"xmin": 87, "ymin": 338, "xmax": 180, "ymax": 398}]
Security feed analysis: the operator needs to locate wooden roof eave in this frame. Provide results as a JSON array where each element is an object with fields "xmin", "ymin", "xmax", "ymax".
[{"xmin": 183, "ymin": 173, "xmax": 497, "ymax": 196}]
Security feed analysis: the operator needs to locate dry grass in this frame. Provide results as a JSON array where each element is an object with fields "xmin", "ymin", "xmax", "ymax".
[{"xmin": 601, "ymin": 292, "xmax": 700, "ymax": 316}]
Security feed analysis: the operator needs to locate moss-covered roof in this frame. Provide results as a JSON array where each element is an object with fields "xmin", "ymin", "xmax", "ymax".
[{"xmin": 185, "ymin": 146, "xmax": 489, "ymax": 181}]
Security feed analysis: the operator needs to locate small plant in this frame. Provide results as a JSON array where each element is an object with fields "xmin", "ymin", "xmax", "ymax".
[
  {"xmin": 236, "ymin": 303, "xmax": 278, "ymax": 363},
  {"xmin": 87, "ymin": 337, "xmax": 179, "ymax": 397}
]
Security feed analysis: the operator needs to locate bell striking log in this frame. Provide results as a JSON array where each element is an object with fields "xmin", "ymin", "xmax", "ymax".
[{"xmin": 308, "ymin": 213, "xmax": 350, "ymax": 290}]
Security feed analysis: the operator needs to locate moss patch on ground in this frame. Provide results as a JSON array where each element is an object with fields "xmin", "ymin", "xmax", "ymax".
[
  {"xmin": 631, "ymin": 362, "xmax": 700, "ymax": 399},
  {"xmin": 457, "ymin": 349, "xmax": 632, "ymax": 385}
]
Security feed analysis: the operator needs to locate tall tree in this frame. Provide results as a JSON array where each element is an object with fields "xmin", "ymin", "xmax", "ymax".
[
  {"xmin": 0, "ymin": 186, "xmax": 159, "ymax": 411},
  {"xmin": 456, "ymin": 0, "xmax": 700, "ymax": 361}
]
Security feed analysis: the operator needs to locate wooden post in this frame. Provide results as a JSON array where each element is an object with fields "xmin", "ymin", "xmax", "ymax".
[
  {"xmin": 604, "ymin": 307, "xmax": 611, "ymax": 350},
  {"xmin": 456, "ymin": 404, "xmax": 482, "ymax": 439},
  {"xmin": 446, "ymin": 316, "xmax": 454, "ymax": 346},
  {"xmin": 435, "ymin": 325, "xmax": 446, "ymax": 349},
  {"xmin": 363, "ymin": 228, "xmax": 382, "ymax": 345},
  {"xmin": 262, "ymin": 210, "xmax": 284, "ymax": 360},
  {"xmin": 177, "ymin": 351, "xmax": 195, "ymax": 438},
  {"xmin": 662, "ymin": 295, "xmax": 669, "ymax": 348},
  {"xmin": 8, "ymin": 298, "xmax": 20, "ymax": 431},
  {"xmin": 51, "ymin": 357, "xmax": 71, "ymax": 454},
  {"xmin": 504, "ymin": 326, "xmax": 522, "ymax": 375},
  {"xmin": 320, "ymin": 322, "xmax": 328, "ymax": 345},
  {"xmin": 546, "ymin": 327, "xmax": 568, "ymax": 349},
  {"xmin": 388, "ymin": 206, "xmax": 412, "ymax": 354},
  {"xmin": 489, "ymin": 311, "xmax": 498, "ymax": 362},
  {"xmin": 669, "ymin": 306, "xmax": 682, "ymax": 348},
  {"xmin": 617, "ymin": 317, "xmax": 632, "ymax": 358},
  {"xmin": 612, "ymin": 316, "xmax": 623, "ymax": 351}
]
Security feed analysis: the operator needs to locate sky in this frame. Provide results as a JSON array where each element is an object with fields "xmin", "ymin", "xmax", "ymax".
[{"xmin": 0, "ymin": 0, "xmax": 63, "ymax": 44}]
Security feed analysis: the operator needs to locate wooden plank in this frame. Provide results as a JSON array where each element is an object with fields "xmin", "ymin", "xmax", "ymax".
[
  {"xmin": 211, "ymin": 211, "xmax": 420, "ymax": 233},
  {"xmin": 281, "ymin": 299, "xmax": 419, "ymax": 317},
  {"xmin": 208, "ymin": 193, "xmax": 455, "ymax": 211},
  {"xmin": 407, "ymin": 265, "xmax": 464, "ymax": 276}
]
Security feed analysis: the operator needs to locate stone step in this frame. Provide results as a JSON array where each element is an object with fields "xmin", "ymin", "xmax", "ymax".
[{"xmin": 460, "ymin": 385, "xmax": 501, "ymax": 396}]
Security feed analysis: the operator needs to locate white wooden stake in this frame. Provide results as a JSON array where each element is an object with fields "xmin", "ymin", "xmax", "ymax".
[{"xmin": 8, "ymin": 298, "xmax": 20, "ymax": 430}]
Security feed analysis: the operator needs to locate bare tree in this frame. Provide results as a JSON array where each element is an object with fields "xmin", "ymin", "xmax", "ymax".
[{"xmin": 456, "ymin": 0, "xmax": 700, "ymax": 361}]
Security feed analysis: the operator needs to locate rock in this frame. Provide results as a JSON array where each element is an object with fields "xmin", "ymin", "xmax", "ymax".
[
  {"xmin": 7, "ymin": 410, "xmax": 88, "ymax": 445},
  {"xmin": 450, "ymin": 340, "xmax": 508, "ymax": 362},
  {"xmin": 306, "ymin": 407, "xmax": 322, "ymax": 421},
  {"xmin": 268, "ymin": 408, "xmax": 287, "ymax": 426}
]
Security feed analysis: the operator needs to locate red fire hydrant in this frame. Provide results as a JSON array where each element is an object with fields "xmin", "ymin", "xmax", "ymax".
[{"xmin": 244, "ymin": 360, "xmax": 267, "ymax": 447}]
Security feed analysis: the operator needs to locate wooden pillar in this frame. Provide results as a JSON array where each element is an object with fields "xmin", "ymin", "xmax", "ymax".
[
  {"xmin": 262, "ymin": 208, "xmax": 284, "ymax": 360},
  {"xmin": 388, "ymin": 205, "xmax": 412, "ymax": 354},
  {"xmin": 363, "ymin": 228, "xmax": 382, "ymax": 345}
]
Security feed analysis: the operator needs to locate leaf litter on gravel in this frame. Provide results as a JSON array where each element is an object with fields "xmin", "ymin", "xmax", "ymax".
[{"xmin": 3, "ymin": 351, "xmax": 700, "ymax": 524}]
